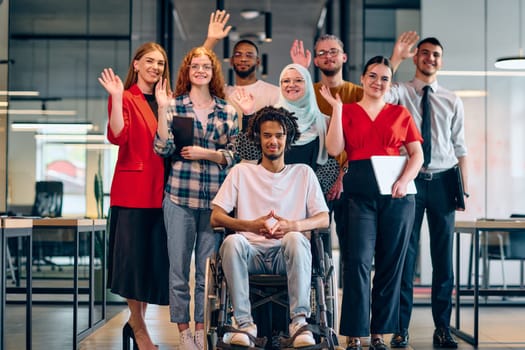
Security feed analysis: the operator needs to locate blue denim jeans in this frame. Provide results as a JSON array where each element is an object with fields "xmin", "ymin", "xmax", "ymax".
[
  {"xmin": 163, "ymin": 197, "xmax": 220, "ymax": 323},
  {"xmin": 219, "ymin": 232, "xmax": 312, "ymax": 326}
]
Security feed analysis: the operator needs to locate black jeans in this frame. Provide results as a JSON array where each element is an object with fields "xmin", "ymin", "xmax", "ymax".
[{"xmin": 397, "ymin": 168, "xmax": 456, "ymax": 331}]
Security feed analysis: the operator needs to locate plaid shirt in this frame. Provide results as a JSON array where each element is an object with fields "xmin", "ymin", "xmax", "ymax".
[{"xmin": 154, "ymin": 94, "xmax": 238, "ymax": 209}]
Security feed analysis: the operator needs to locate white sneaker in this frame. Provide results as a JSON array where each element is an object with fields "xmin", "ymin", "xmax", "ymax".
[
  {"xmin": 194, "ymin": 329, "xmax": 205, "ymax": 350},
  {"xmin": 289, "ymin": 321, "xmax": 316, "ymax": 348},
  {"xmin": 223, "ymin": 323, "xmax": 257, "ymax": 347},
  {"xmin": 180, "ymin": 328, "xmax": 198, "ymax": 350}
]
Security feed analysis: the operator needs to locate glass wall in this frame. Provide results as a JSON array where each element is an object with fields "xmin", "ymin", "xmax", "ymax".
[
  {"xmin": 0, "ymin": 0, "xmax": 9, "ymax": 212},
  {"xmin": 7, "ymin": 0, "xmax": 130, "ymax": 217}
]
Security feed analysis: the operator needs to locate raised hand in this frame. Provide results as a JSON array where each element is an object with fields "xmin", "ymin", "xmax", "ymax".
[
  {"xmin": 208, "ymin": 10, "xmax": 232, "ymax": 41},
  {"xmin": 319, "ymin": 85, "xmax": 342, "ymax": 108},
  {"xmin": 231, "ymin": 87, "xmax": 256, "ymax": 115},
  {"xmin": 290, "ymin": 39, "xmax": 311, "ymax": 68},
  {"xmin": 392, "ymin": 31, "xmax": 419, "ymax": 61},
  {"xmin": 155, "ymin": 78, "xmax": 171, "ymax": 110},
  {"xmin": 98, "ymin": 68, "xmax": 123, "ymax": 97}
]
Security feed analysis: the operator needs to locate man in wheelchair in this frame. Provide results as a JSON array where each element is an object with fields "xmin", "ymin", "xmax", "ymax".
[{"xmin": 210, "ymin": 106, "xmax": 330, "ymax": 349}]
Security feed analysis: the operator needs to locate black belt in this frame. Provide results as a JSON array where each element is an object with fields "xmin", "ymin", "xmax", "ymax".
[{"xmin": 416, "ymin": 168, "xmax": 452, "ymax": 181}]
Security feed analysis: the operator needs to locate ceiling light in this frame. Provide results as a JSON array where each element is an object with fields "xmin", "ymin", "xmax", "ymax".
[
  {"xmin": 494, "ymin": 56, "xmax": 525, "ymax": 69},
  {"xmin": 261, "ymin": 53, "xmax": 268, "ymax": 78},
  {"xmin": 0, "ymin": 90, "xmax": 40, "ymax": 96},
  {"xmin": 240, "ymin": 9, "xmax": 261, "ymax": 20},
  {"xmin": 264, "ymin": 12, "xmax": 272, "ymax": 42},
  {"xmin": 454, "ymin": 90, "xmax": 488, "ymax": 98},
  {"xmin": 8, "ymin": 109, "xmax": 77, "ymax": 116},
  {"xmin": 11, "ymin": 122, "xmax": 94, "ymax": 133},
  {"xmin": 34, "ymin": 134, "xmax": 106, "ymax": 142},
  {"xmin": 438, "ymin": 70, "xmax": 525, "ymax": 76},
  {"xmin": 495, "ymin": 0, "xmax": 525, "ymax": 69}
]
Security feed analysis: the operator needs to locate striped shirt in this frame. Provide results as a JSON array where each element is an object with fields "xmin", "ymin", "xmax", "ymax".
[{"xmin": 154, "ymin": 94, "xmax": 238, "ymax": 209}]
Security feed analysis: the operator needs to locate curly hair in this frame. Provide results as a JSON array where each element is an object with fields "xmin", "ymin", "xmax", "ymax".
[
  {"xmin": 174, "ymin": 46, "xmax": 226, "ymax": 98},
  {"xmin": 246, "ymin": 106, "xmax": 301, "ymax": 151},
  {"xmin": 124, "ymin": 42, "xmax": 171, "ymax": 93}
]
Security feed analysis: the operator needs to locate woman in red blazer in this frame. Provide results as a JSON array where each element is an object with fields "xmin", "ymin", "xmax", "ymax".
[{"xmin": 98, "ymin": 42, "xmax": 171, "ymax": 350}]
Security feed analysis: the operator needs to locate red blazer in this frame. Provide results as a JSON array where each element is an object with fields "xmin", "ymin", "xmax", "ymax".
[{"xmin": 107, "ymin": 84, "xmax": 165, "ymax": 208}]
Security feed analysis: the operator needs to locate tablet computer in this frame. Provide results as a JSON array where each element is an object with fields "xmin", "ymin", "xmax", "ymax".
[
  {"xmin": 171, "ymin": 115, "xmax": 194, "ymax": 151},
  {"xmin": 370, "ymin": 155, "xmax": 417, "ymax": 195}
]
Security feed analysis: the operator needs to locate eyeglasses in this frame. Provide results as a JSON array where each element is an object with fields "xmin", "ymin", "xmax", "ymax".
[
  {"xmin": 316, "ymin": 48, "xmax": 342, "ymax": 57},
  {"xmin": 232, "ymin": 51, "xmax": 257, "ymax": 59},
  {"xmin": 280, "ymin": 78, "xmax": 305, "ymax": 85},
  {"xmin": 190, "ymin": 64, "xmax": 213, "ymax": 71}
]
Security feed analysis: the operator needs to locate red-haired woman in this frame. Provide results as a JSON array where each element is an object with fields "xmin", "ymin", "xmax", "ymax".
[{"xmin": 154, "ymin": 46, "xmax": 238, "ymax": 350}]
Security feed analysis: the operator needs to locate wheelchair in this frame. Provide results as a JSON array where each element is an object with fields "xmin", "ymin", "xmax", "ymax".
[{"xmin": 204, "ymin": 229, "xmax": 339, "ymax": 350}]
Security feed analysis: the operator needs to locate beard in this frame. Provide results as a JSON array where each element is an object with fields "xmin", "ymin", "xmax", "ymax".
[
  {"xmin": 263, "ymin": 150, "xmax": 283, "ymax": 160},
  {"xmin": 320, "ymin": 66, "xmax": 340, "ymax": 77},
  {"xmin": 233, "ymin": 64, "xmax": 257, "ymax": 79}
]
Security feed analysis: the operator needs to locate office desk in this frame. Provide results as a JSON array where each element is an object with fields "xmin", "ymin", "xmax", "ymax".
[
  {"xmin": 1, "ymin": 218, "xmax": 32, "ymax": 350},
  {"xmin": 452, "ymin": 220, "xmax": 525, "ymax": 346},
  {"xmin": 28, "ymin": 218, "xmax": 106, "ymax": 348}
]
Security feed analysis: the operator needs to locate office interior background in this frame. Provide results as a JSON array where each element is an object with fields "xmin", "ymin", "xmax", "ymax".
[{"xmin": 1, "ymin": 0, "xmax": 525, "ymax": 286}]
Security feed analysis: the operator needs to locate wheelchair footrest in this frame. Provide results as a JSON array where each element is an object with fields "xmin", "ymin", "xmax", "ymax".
[
  {"xmin": 216, "ymin": 339, "xmax": 268, "ymax": 350},
  {"xmin": 216, "ymin": 325, "xmax": 268, "ymax": 350},
  {"xmin": 280, "ymin": 324, "xmax": 336, "ymax": 350}
]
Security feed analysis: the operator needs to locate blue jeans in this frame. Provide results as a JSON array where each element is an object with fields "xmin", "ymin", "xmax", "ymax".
[
  {"xmin": 219, "ymin": 232, "xmax": 312, "ymax": 326},
  {"xmin": 163, "ymin": 197, "xmax": 220, "ymax": 323}
]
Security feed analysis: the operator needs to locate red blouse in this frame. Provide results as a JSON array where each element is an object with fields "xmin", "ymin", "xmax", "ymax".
[{"xmin": 342, "ymin": 103, "xmax": 422, "ymax": 161}]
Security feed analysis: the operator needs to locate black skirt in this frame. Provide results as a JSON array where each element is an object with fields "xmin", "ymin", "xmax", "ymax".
[{"xmin": 107, "ymin": 206, "xmax": 169, "ymax": 305}]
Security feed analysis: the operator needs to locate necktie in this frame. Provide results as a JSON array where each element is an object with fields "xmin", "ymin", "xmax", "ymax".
[{"xmin": 421, "ymin": 85, "xmax": 432, "ymax": 167}]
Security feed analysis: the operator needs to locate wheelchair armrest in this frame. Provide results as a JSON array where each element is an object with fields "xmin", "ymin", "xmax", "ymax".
[{"xmin": 213, "ymin": 227, "xmax": 227, "ymax": 235}]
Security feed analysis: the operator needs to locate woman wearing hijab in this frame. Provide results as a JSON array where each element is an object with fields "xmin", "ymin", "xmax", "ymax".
[{"xmin": 232, "ymin": 63, "xmax": 338, "ymax": 193}]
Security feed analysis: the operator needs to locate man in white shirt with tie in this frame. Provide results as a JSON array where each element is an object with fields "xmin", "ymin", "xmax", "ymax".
[{"xmin": 386, "ymin": 36, "xmax": 469, "ymax": 349}]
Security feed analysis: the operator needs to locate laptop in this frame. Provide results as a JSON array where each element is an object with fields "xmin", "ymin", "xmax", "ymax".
[{"xmin": 370, "ymin": 155, "xmax": 417, "ymax": 195}]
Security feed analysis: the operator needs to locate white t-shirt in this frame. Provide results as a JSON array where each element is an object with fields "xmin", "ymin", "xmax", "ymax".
[
  {"xmin": 212, "ymin": 163, "xmax": 328, "ymax": 247},
  {"xmin": 226, "ymin": 80, "xmax": 280, "ymax": 116}
]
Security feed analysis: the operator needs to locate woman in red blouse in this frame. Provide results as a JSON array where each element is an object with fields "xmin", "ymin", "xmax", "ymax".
[
  {"xmin": 98, "ymin": 42, "xmax": 171, "ymax": 350},
  {"xmin": 321, "ymin": 56, "xmax": 423, "ymax": 350}
]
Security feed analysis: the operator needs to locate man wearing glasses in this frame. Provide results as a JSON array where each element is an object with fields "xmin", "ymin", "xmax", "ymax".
[
  {"xmin": 290, "ymin": 35, "xmax": 364, "ymax": 290},
  {"xmin": 204, "ymin": 10, "xmax": 279, "ymax": 119},
  {"xmin": 290, "ymin": 34, "xmax": 419, "ymax": 348}
]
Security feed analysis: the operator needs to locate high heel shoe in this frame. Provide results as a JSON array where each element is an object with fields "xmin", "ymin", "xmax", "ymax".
[{"xmin": 123, "ymin": 322, "xmax": 139, "ymax": 350}]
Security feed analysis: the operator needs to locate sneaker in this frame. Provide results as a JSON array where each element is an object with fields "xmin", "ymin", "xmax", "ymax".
[
  {"xmin": 223, "ymin": 323, "xmax": 258, "ymax": 347},
  {"xmin": 180, "ymin": 328, "xmax": 198, "ymax": 350},
  {"xmin": 194, "ymin": 329, "xmax": 205, "ymax": 350},
  {"xmin": 289, "ymin": 321, "xmax": 316, "ymax": 348}
]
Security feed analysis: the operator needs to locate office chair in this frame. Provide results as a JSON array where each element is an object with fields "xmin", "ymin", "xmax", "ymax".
[
  {"xmin": 484, "ymin": 214, "xmax": 525, "ymax": 289},
  {"xmin": 31, "ymin": 180, "xmax": 63, "ymax": 217},
  {"xmin": 31, "ymin": 181, "xmax": 64, "ymax": 271}
]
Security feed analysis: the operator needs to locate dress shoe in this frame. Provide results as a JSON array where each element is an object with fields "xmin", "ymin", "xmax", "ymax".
[
  {"xmin": 370, "ymin": 337, "xmax": 389, "ymax": 350},
  {"xmin": 433, "ymin": 327, "xmax": 458, "ymax": 348},
  {"xmin": 122, "ymin": 323, "xmax": 139, "ymax": 350},
  {"xmin": 390, "ymin": 330, "xmax": 409, "ymax": 348},
  {"xmin": 346, "ymin": 338, "xmax": 362, "ymax": 350}
]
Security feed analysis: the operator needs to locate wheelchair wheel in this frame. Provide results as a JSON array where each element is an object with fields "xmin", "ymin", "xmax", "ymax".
[
  {"xmin": 324, "ymin": 252, "xmax": 339, "ymax": 333},
  {"xmin": 204, "ymin": 255, "xmax": 220, "ymax": 350}
]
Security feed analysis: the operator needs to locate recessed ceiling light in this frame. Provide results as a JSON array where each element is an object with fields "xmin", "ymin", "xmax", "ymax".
[{"xmin": 240, "ymin": 9, "xmax": 261, "ymax": 20}]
